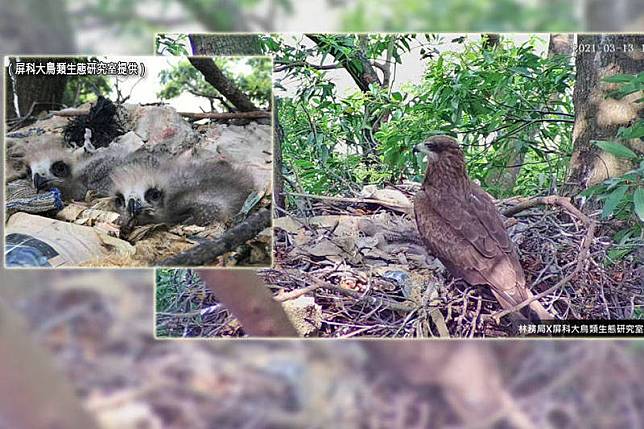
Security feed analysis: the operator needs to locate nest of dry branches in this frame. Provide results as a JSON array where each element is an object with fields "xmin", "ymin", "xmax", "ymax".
[
  {"xmin": 262, "ymin": 187, "xmax": 641, "ymax": 338},
  {"xmin": 154, "ymin": 184, "xmax": 640, "ymax": 338}
]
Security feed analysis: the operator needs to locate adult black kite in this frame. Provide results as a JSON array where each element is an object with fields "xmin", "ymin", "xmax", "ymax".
[{"xmin": 413, "ymin": 135, "xmax": 553, "ymax": 321}]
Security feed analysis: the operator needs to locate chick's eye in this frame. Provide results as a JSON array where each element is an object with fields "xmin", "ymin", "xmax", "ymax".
[
  {"xmin": 51, "ymin": 161, "xmax": 70, "ymax": 178},
  {"xmin": 115, "ymin": 193, "xmax": 125, "ymax": 207},
  {"xmin": 25, "ymin": 166, "xmax": 32, "ymax": 177},
  {"xmin": 145, "ymin": 188, "xmax": 162, "ymax": 202}
]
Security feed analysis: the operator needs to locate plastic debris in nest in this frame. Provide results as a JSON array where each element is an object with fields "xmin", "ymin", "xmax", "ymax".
[
  {"xmin": 62, "ymin": 96, "xmax": 125, "ymax": 149},
  {"xmin": 5, "ymin": 212, "xmax": 135, "ymax": 267},
  {"xmin": 5, "ymin": 179, "xmax": 64, "ymax": 217}
]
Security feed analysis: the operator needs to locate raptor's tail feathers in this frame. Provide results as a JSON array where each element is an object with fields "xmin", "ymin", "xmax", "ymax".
[{"xmin": 491, "ymin": 286, "xmax": 555, "ymax": 321}]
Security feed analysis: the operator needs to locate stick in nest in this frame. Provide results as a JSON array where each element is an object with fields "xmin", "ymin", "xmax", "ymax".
[
  {"xmin": 490, "ymin": 221, "xmax": 598, "ymax": 323},
  {"xmin": 158, "ymin": 208, "xmax": 271, "ymax": 266},
  {"xmin": 281, "ymin": 270, "xmax": 417, "ymax": 313},
  {"xmin": 502, "ymin": 195, "xmax": 591, "ymax": 226}
]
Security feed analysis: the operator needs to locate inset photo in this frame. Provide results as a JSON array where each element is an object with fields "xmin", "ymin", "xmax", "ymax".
[
  {"xmin": 157, "ymin": 33, "xmax": 642, "ymax": 338},
  {"xmin": 5, "ymin": 56, "xmax": 273, "ymax": 268}
]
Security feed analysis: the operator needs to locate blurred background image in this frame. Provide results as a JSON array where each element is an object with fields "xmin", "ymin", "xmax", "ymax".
[
  {"xmin": 1, "ymin": 0, "xmax": 643, "ymax": 55},
  {"xmin": 2, "ymin": 0, "xmax": 644, "ymax": 428}
]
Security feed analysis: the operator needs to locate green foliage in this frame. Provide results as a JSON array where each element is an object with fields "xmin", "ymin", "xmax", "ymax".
[
  {"xmin": 60, "ymin": 57, "xmax": 111, "ymax": 107},
  {"xmin": 157, "ymin": 57, "xmax": 271, "ymax": 109},
  {"xmin": 376, "ymin": 36, "xmax": 574, "ymax": 196},
  {"xmin": 156, "ymin": 33, "xmax": 190, "ymax": 56},
  {"xmin": 340, "ymin": 0, "xmax": 580, "ymax": 32},
  {"xmin": 155, "ymin": 269, "xmax": 201, "ymax": 337},
  {"xmin": 277, "ymin": 34, "xmax": 574, "ymax": 200},
  {"xmin": 62, "ymin": 75, "xmax": 111, "ymax": 107},
  {"xmin": 156, "ymin": 268, "xmax": 182, "ymax": 317},
  {"xmin": 634, "ymin": 188, "xmax": 644, "ymax": 223},
  {"xmin": 593, "ymin": 140, "xmax": 639, "ymax": 160}
]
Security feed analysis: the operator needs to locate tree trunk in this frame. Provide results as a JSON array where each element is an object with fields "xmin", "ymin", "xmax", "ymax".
[
  {"xmin": 5, "ymin": 58, "xmax": 17, "ymax": 120},
  {"xmin": 565, "ymin": 34, "xmax": 644, "ymax": 195},
  {"xmin": 0, "ymin": 0, "xmax": 75, "ymax": 54},
  {"xmin": 197, "ymin": 270, "xmax": 298, "ymax": 337},
  {"xmin": 13, "ymin": 57, "xmax": 68, "ymax": 117},
  {"xmin": 180, "ymin": 0, "xmax": 250, "ymax": 32},
  {"xmin": 188, "ymin": 57, "xmax": 259, "ymax": 112},
  {"xmin": 584, "ymin": 0, "xmax": 644, "ymax": 31},
  {"xmin": 0, "ymin": 0, "xmax": 75, "ymax": 118},
  {"xmin": 189, "ymin": 34, "xmax": 263, "ymax": 55},
  {"xmin": 273, "ymin": 97, "xmax": 286, "ymax": 215},
  {"xmin": 364, "ymin": 342, "xmax": 537, "ymax": 428}
]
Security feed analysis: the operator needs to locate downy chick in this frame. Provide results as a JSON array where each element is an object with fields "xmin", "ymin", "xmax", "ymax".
[
  {"xmin": 110, "ymin": 155, "xmax": 255, "ymax": 228},
  {"xmin": 24, "ymin": 138, "xmax": 80, "ymax": 200},
  {"xmin": 25, "ymin": 136, "xmax": 143, "ymax": 201}
]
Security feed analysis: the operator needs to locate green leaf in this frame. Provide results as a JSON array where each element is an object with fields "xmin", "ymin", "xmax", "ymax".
[
  {"xmin": 618, "ymin": 121, "xmax": 644, "ymax": 140},
  {"xmin": 601, "ymin": 185, "xmax": 629, "ymax": 219},
  {"xmin": 593, "ymin": 140, "xmax": 638, "ymax": 159},
  {"xmin": 603, "ymin": 74, "xmax": 636, "ymax": 83},
  {"xmin": 508, "ymin": 66, "xmax": 532, "ymax": 77},
  {"xmin": 633, "ymin": 187, "xmax": 644, "ymax": 222}
]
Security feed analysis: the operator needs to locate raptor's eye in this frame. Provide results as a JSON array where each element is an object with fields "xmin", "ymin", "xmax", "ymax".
[
  {"xmin": 51, "ymin": 161, "xmax": 70, "ymax": 178},
  {"xmin": 114, "ymin": 193, "xmax": 125, "ymax": 208},
  {"xmin": 145, "ymin": 188, "xmax": 162, "ymax": 203}
]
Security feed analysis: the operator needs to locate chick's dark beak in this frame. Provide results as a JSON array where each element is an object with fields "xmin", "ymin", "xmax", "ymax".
[
  {"xmin": 127, "ymin": 198, "xmax": 142, "ymax": 216},
  {"xmin": 33, "ymin": 173, "xmax": 47, "ymax": 191}
]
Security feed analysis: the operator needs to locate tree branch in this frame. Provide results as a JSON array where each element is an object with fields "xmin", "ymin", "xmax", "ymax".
[
  {"xmin": 305, "ymin": 34, "xmax": 382, "ymax": 92},
  {"xmin": 178, "ymin": 111, "xmax": 271, "ymax": 120},
  {"xmin": 501, "ymin": 195, "xmax": 591, "ymax": 226},
  {"xmin": 197, "ymin": 270, "xmax": 299, "ymax": 337},
  {"xmin": 188, "ymin": 57, "xmax": 258, "ymax": 112},
  {"xmin": 52, "ymin": 109, "xmax": 269, "ymax": 120},
  {"xmin": 158, "ymin": 208, "xmax": 271, "ymax": 266},
  {"xmin": 274, "ymin": 61, "xmax": 343, "ymax": 72}
]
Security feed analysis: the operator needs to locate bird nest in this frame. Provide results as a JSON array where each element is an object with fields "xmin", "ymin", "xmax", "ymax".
[
  {"xmin": 155, "ymin": 184, "xmax": 640, "ymax": 338},
  {"xmin": 260, "ymin": 187, "xmax": 640, "ymax": 338}
]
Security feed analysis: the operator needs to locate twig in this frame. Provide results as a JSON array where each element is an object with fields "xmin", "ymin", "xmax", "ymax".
[
  {"xmin": 286, "ymin": 270, "xmax": 417, "ymax": 313},
  {"xmin": 274, "ymin": 61, "xmax": 343, "ymax": 72},
  {"xmin": 158, "ymin": 208, "xmax": 271, "ymax": 266},
  {"xmin": 51, "ymin": 108, "xmax": 270, "ymax": 120},
  {"xmin": 286, "ymin": 192, "xmax": 411, "ymax": 213},
  {"xmin": 178, "ymin": 111, "xmax": 271, "ymax": 120},
  {"xmin": 273, "ymin": 283, "xmax": 321, "ymax": 302},
  {"xmin": 156, "ymin": 304, "xmax": 225, "ymax": 319},
  {"xmin": 491, "ymin": 221, "xmax": 597, "ymax": 322},
  {"xmin": 502, "ymin": 195, "xmax": 590, "ymax": 226}
]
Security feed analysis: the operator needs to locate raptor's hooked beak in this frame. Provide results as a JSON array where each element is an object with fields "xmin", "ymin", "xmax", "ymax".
[
  {"xmin": 33, "ymin": 173, "xmax": 47, "ymax": 191},
  {"xmin": 415, "ymin": 143, "xmax": 434, "ymax": 155},
  {"xmin": 127, "ymin": 198, "xmax": 143, "ymax": 217},
  {"xmin": 415, "ymin": 143, "xmax": 438, "ymax": 161}
]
